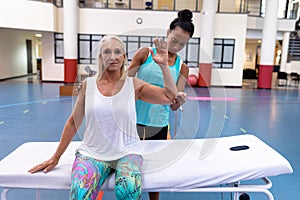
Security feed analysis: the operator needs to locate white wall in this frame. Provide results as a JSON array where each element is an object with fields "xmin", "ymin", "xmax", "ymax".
[
  {"xmin": 213, "ymin": 14, "xmax": 248, "ymax": 87},
  {"xmin": 289, "ymin": 61, "xmax": 300, "ymax": 74},
  {"xmin": 77, "ymin": 9, "xmax": 201, "ymax": 36},
  {"xmin": 0, "ymin": 28, "xmax": 38, "ymax": 80},
  {"xmin": 246, "ymin": 29, "xmax": 283, "ymax": 40},
  {"xmin": 0, "ymin": 0, "xmax": 57, "ymax": 32},
  {"xmin": 41, "ymin": 32, "xmax": 64, "ymax": 81}
]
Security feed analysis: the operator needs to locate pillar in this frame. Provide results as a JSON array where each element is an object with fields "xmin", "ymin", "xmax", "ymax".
[
  {"xmin": 258, "ymin": 0, "xmax": 279, "ymax": 89},
  {"xmin": 63, "ymin": 0, "xmax": 78, "ymax": 83},
  {"xmin": 198, "ymin": 0, "xmax": 216, "ymax": 87}
]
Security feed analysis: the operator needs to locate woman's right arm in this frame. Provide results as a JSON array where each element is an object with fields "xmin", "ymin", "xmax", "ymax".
[
  {"xmin": 134, "ymin": 38, "xmax": 179, "ymax": 104},
  {"xmin": 28, "ymin": 81, "xmax": 86, "ymax": 173},
  {"xmin": 128, "ymin": 47, "xmax": 149, "ymax": 77},
  {"xmin": 170, "ymin": 63, "xmax": 189, "ymax": 111}
]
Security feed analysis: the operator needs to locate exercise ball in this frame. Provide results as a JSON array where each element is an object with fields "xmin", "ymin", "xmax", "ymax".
[{"xmin": 188, "ymin": 74, "xmax": 198, "ymax": 87}]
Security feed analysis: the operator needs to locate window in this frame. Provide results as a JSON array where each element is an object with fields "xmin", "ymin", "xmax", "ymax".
[
  {"xmin": 175, "ymin": 0, "xmax": 201, "ymax": 12},
  {"xmin": 78, "ymin": 34, "xmax": 201, "ymax": 66},
  {"xmin": 78, "ymin": 0, "xmax": 202, "ymax": 12},
  {"xmin": 57, "ymin": 33, "xmax": 232, "ymax": 69},
  {"xmin": 178, "ymin": 38, "xmax": 201, "ymax": 68},
  {"xmin": 123, "ymin": 36, "xmax": 166, "ymax": 61},
  {"xmin": 54, "ymin": 33, "xmax": 64, "ymax": 63},
  {"xmin": 213, "ymin": 38, "xmax": 235, "ymax": 69},
  {"xmin": 31, "ymin": 0, "xmax": 63, "ymax": 7},
  {"xmin": 78, "ymin": 34, "xmax": 105, "ymax": 64}
]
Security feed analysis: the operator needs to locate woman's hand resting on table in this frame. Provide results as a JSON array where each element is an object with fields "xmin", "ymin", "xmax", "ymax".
[{"xmin": 28, "ymin": 156, "xmax": 59, "ymax": 173}]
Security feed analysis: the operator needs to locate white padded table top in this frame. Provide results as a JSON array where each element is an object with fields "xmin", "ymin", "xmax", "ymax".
[{"xmin": 0, "ymin": 134, "xmax": 293, "ymax": 191}]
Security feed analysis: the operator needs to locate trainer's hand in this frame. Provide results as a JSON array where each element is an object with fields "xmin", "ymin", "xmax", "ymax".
[
  {"xmin": 170, "ymin": 92, "xmax": 187, "ymax": 111},
  {"xmin": 28, "ymin": 157, "xmax": 59, "ymax": 173},
  {"xmin": 176, "ymin": 92, "xmax": 187, "ymax": 105}
]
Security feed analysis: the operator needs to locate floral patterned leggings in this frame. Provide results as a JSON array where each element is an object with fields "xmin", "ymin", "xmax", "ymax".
[{"xmin": 70, "ymin": 152, "xmax": 143, "ymax": 200}]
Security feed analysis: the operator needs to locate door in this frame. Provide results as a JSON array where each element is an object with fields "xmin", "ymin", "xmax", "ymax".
[{"xmin": 26, "ymin": 39, "xmax": 33, "ymax": 74}]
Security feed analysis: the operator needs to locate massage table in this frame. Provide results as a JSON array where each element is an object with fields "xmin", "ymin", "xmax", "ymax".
[{"xmin": 0, "ymin": 134, "xmax": 293, "ymax": 200}]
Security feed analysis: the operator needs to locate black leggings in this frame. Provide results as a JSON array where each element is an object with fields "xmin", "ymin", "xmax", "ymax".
[{"xmin": 136, "ymin": 124, "xmax": 168, "ymax": 140}]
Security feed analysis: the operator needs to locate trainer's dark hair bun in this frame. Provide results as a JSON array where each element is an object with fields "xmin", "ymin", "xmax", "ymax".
[
  {"xmin": 178, "ymin": 9, "xmax": 193, "ymax": 22},
  {"xmin": 169, "ymin": 9, "xmax": 195, "ymax": 37}
]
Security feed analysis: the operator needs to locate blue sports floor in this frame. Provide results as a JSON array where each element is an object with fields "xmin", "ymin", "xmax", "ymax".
[{"xmin": 0, "ymin": 75, "xmax": 299, "ymax": 200}]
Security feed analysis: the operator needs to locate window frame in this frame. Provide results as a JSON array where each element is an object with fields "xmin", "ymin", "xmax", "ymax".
[
  {"xmin": 54, "ymin": 33, "xmax": 64, "ymax": 64},
  {"xmin": 213, "ymin": 38, "xmax": 235, "ymax": 69},
  {"xmin": 77, "ymin": 34, "xmax": 200, "ymax": 67}
]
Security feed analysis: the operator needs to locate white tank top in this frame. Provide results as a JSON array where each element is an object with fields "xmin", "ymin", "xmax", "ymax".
[{"xmin": 77, "ymin": 76, "xmax": 143, "ymax": 161}]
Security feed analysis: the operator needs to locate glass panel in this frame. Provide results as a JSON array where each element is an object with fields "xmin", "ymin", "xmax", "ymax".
[
  {"xmin": 188, "ymin": 44, "xmax": 198, "ymax": 61},
  {"xmin": 79, "ymin": 35, "xmax": 90, "ymax": 40},
  {"xmin": 128, "ymin": 43, "xmax": 139, "ymax": 60},
  {"xmin": 79, "ymin": 41, "xmax": 90, "ymax": 58},
  {"xmin": 83, "ymin": 0, "xmax": 94, "ymax": 8},
  {"xmin": 128, "ymin": 36, "xmax": 139, "ymax": 41},
  {"xmin": 197, "ymin": 0, "xmax": 203, "ymax": 12},
  {"xmin": 80, "ymin": 59, "xmax": 92, "ymax": 64},
  {"xmin": 141, "ymin": 37, "xmax": 151, "ymax": 42},
  {"xmin": 76, "ymin": 0, "xmax": 202, "ymax": 11},
  {"xmin": 92, "ymin": 59, "xmax": 97, "ymax": 65},
  {"xmin": 222, "ymin": 63, "xmax": 233, "ymax": 68},
  {"xmin": 214, "ymin": 39, "xmax": 223, "ymax": 44},
  {"xmin": 140, "ymin": 42, "xmax": 151, "ymax": 48},
  {"xmin": 288, "ymin": 1, "xmax": 299, "ymax": 19},
  {"xmin": 219, "ymin": 0, "xmax": 240, "ymax": 13},
  {"xmin": 189, "ymin": 38, "xmax": 200, "ymax": 44},
  {"xmin": 119, "ymin": 36, "xmax": 127, "ymax": 41},
  {"xmin": 131, "ymin": 0, "xmax": 148, "ymax": 9},
  {"xmin": 175, "ymin": 0, "xmax": 197, "ymax": 11},
  {"xmin": 56, "ymin": 40, "xmax": 64, "ymax": 57},
  {"xmin": 157, "ymin": 0, "xmax": 174, "ymax": 10},
  {"xmin": 55, "ymin": 58, "xmax": 64, "ymax": 63},
  {"xmin": 92, "ymin": 41, "xmax": 100, "ymax": 59},
  {"xmin": 108, "ymin": 0, "xmax": 128, "ymax": 9},
  {"xmin": 93, "ymin": 0, "xmax": 105, "ymax": 8},
  {"xmin": 92, "ymin": 35, "xmax": 103, "ymax": 40},
  {"xmin": 213, "ymin": 45, "xmax": 222, "ymax": 62},
  {"xmin": 223, "ymin": 46, "xmax": 234, "ymax": 62},
  {"xmin": 224, "ymin": 39, "xmax": 234, "ymax": 45},
  {"xmin": 213, "ymin": 63, "xmax": 221, "ymax": 68},
  {"xmin": 178, "ymin": 51, "xmax": 186, "ymax": 62},
  {"xmin": 247, "ymin": 0, "xmax": 261, "ymax": 16},
  {"xmin": 55, "ymin": 33, "xmax": 63, "ymax": 39}
]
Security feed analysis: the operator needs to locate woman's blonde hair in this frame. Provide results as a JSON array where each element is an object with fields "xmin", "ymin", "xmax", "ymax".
[{"xmin": 96, "ymin": 35, "xmax": 128, "ymax": 80}]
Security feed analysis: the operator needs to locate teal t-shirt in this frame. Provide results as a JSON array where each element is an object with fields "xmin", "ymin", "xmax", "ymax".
[{"xmin": 136, "ymin": 48, "xmax": 181, "ymax": 127}]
